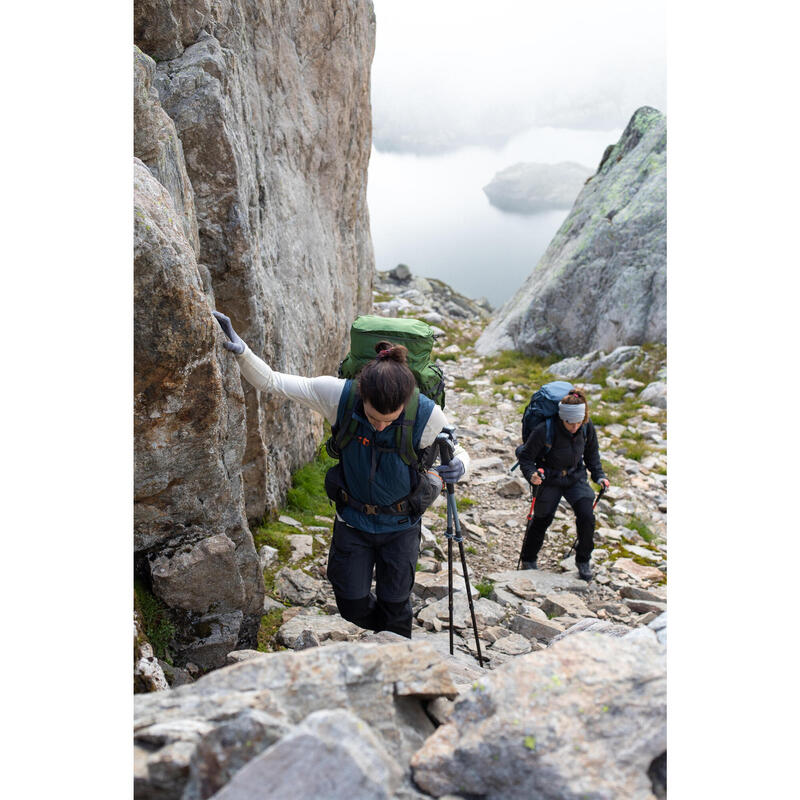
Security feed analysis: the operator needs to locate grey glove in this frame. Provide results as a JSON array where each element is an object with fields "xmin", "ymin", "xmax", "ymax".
[
  {"xmin": 435, "ymin": 457, "xmax": 465, "ymax": 484},
  {"xmin": 213, "ymin": 311, "xmax": 245, "ymax": 355}
]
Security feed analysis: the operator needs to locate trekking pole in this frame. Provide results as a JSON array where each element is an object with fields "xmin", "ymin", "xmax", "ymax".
[
  {"xmin": 516, "ymin": 469, "xmax": 543, "ymax": 570},
  {"xmin": 443, "ymin": 474, "xmax": 455, "ymax": 657},
  {"xmin": 438, "ymin": 436, "xmax": 484, "ymax": 668},
  {"xmin": 564, "ymin": 483, "xmax": 608, "ymax": 558}
]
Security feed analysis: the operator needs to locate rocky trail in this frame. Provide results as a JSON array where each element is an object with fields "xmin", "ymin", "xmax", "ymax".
[
  {"xmin": 135, "ymin": 267, "xmax": 667, "ymax": 799},
  {"xmin": 250, "ymin": 267, "xmax": 668, "ymax": 673}
]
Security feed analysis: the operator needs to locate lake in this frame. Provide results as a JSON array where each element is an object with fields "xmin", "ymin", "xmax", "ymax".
[{"xmin": 367, "ymin": 125, "xmax": 622, "ymax": 309}]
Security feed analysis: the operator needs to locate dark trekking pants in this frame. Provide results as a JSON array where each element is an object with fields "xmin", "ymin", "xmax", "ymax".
[
  {"xmin": 520, "ymin": 478, "xmax": 596, "ymax": 564},
  {"xmin": 326, "ymin": 517, "xmax": 421, "ymax": 639}
]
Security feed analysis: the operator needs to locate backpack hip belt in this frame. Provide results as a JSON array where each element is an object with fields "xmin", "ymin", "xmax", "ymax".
[{"xmin": 332, "ymin": 488, "xmax": 410, "ymax": 516}]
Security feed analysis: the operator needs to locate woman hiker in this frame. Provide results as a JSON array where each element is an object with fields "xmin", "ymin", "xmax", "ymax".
[
  {"xmin": 213, "ymin": 311, "xmax": 470, "ymax": 639},
  {"xmin": 516, "ymin": 388, "xmax": 609, "ymax": 581}
]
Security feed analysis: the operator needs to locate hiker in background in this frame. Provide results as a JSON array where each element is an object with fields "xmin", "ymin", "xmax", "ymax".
[
  {"xmin": 213, "ymin": 311, "xmax": 470, "ymax": 639},
  {"xmin": 516, "ymin": 388, "xmax": 609, "ymax": 580}
]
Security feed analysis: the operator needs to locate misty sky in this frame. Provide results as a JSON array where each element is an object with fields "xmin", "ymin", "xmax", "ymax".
[{"xmin": 371, "ymin": 0, "xmax": 666, "ymax": 153}]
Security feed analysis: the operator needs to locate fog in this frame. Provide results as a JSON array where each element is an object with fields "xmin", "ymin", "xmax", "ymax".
[
  {"xmin": 367, "ymin": 1, "xmax": 665, "ymax": 306},
  {"xmin": 371, "ymin": 0, "xmax": 666, "ymax": 154}
]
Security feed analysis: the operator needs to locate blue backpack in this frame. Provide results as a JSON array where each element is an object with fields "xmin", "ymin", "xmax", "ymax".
[{"xmin": 520, "ymin": 380, "xmax": 574, "ymax": 450}]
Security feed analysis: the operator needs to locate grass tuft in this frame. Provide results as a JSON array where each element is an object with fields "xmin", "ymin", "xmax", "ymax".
[{"xmin": 456, "ymin": 496, "xmax": 477, "ymax": 511}]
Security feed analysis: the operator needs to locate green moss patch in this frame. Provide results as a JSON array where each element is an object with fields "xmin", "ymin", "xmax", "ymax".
[
  {"xmin": 477, "ymin": 350, "xmax": 561, "ymax": 391},
  {"xmin": 257, "ymin": 607, "xmax": 286, "ymax": 652},
  {"xmin": 134, "ymin": 579, "xmax": 176, "ymax": 663}
]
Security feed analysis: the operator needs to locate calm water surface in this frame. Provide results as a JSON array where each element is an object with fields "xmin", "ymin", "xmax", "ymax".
[{"xmin": 367, "ymin": 126, "xmax": 622, "ymax": 308}]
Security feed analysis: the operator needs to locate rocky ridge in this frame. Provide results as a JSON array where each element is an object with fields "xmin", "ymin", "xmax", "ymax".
[
  {"xmin": 477, "ymin": 106, "xmax": 666, "ymax": 357},
  {"xmin": 135, "ymin": 266, "xmax": 667, "ymax": 799}
]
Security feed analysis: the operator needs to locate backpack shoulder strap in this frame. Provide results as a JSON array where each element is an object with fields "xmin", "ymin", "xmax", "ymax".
[
  {"xmin": 395, "ymin": 387, "xmax": 420, "ymax": 468},
  {"xmin": 544, "ymin": 416, "xmax": 554, "ymax": 454},
  {"xmin": 333, "ymin": 381, "xmax": 360, "ymax": 453}
]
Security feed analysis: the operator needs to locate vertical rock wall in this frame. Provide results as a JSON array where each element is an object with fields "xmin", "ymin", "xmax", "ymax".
[
  {"xmin": 133, "ymin": 0, "xmax": 375, "ymax": 669},
  {"xmin": 139, "ymin": 0, "xmax": 376, "ymax": 520}
]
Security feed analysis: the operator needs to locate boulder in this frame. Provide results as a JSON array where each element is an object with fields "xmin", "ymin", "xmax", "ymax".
[
  {"xmin": 276, "ymin": 613, "xmax": 361, "ymax": 648},
  {"xmin": 510, "ymin": 614, "xmax": 564, "ymax": 643},
  {"xmin": 209, "ymin": 709, "xmax": 403, "ymax": 800},
  {"xmin": 389, "ymin": 263, "xmax": 412, "ymax": 281},
  {"xmin": 418, "ymin": 594, "xmax": 481, "ymax": 631},
  {"xmin": 550, "ymin": 617, "xmax": 633, "ymax": 644},
  {"xmin": 639, "ymin": 381, "xmax": 668, "ymax": 408},
  {"xmin": 413, "ymin": 572, "xmax": 478, "ymax": 602},
  {"xmin": 540, "ymin": 592, "xmax": 593, "ymax": 619},
  {"xmin": 181, "ymin": 709, "xmax": 291, "ymax": 800},
  {"xmin": 150, "ymin": 534, "xmax": 246, "ymax": 613},
  {"xmin": 273, "ymin": 567, "xmax": 325, "ymax": 606},
  {"xmin": 288, "ymin": 534, "xmax": 313, "ymax": 561},
  {"xmin": 477, "ymin": 107, "xmax": 666, "ymax": 357},
  {"xmin": 612, "ymin": 558, "xmax": 666, "ymax": 583},
  {"xmin": 488, "ymin": 569, "xmax": 589, "ymax": 597},
  {"xmin": 258, "ymin": 545, "xmax": 279, "ymax": 571},
  {"xmin": 489, "ymin": 632, "xmax": 532, "ymax": 656},
  {"xmin": 134, "ymin": 640, "xmax": 169, "ymax": 694},
  {"xmin": 496, "ymin": 476, "xmax": 527, "ymax": 498},
  {"xmin": 410, "ymin": 632, "xmax": 666, "ymax": 799},
  {"xmin": 225, "ymin": 649, "xmax": 266, "ymax": 665},
  {"xmin": 134, "ymin": 640, "xmax": 457, "ymax": 799}
]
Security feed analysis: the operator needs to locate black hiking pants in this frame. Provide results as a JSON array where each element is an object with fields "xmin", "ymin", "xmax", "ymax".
[
  {"xmin": 520, "ymin": 478, "xmax": 595, "ymax": 564},
  {"xmin": 326, "ymin": 518, "xmax": 421, "ymax": 639}
]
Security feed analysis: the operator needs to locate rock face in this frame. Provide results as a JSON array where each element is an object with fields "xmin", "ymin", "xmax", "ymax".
[
  {"xmin": 483, "ymin": 161, "xmax": 593, "ymax": 214},
  {"xmin": 142, "ymin": 1, "xmax": 376, "ymax": 521},
  {"xmin": 477, "ymin": 106, "xmax": 666, "ymax": 357},
  {"xmin": 411, "ymin": 631, "xmax": 666, "ymax": 799},
  {"xmin": 133, "ymin": 1, "xmax": 376, "ymax": 669},
  {"xmin": 134, "ymin": 159, "xmax": 263, "ymax": 667}
]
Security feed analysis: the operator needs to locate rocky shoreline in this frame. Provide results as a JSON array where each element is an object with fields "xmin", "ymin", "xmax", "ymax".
[{"xmin": 135, "ymin": 266, "xmax": 667, "ymax": 799}]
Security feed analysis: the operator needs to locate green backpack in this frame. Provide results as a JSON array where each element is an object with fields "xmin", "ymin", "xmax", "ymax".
[{"xmin": 337, "ymin": 315, "xmax": 446, "ymax": 408}]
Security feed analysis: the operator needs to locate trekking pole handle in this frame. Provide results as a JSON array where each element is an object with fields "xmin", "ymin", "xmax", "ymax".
[
  {"xmin": 593, "ymin": 482, "xmax": 607, "ymax": 509},
  {"xmin": 438, "ymin": 437, "xmax": 456, "ymax": 496}
]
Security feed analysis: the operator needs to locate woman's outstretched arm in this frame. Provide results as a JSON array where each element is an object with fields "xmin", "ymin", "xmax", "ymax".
[{"xmin": 214, "ymin": 311, "xmax": 343, "ymax": 424}]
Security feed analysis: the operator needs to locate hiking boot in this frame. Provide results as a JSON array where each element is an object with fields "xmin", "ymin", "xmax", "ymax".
[
  {"xmin": 520, "ymin": 559, "xmax": 537, "ymax": 570},
  {"xmin": 576, "ymin": 559, "xmax": 592, "ymax": 581}
]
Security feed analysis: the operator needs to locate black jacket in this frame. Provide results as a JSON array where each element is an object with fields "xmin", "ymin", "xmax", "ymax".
[{"xmin": 517, "ymin": 418, "xmax": 606, "ymax": 487}]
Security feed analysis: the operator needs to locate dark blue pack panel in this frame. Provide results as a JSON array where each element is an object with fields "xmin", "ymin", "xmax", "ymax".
[{"xmin": 521, "ymin": 380, "xmax": 573, "ymax": 444}]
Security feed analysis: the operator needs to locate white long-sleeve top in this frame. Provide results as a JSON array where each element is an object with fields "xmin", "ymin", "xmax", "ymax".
[{"xmin": 236, "ymin": 344, "xmax": 470, "ymax": 475}]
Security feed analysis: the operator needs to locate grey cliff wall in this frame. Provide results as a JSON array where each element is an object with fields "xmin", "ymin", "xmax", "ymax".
[
  {"xmin": 476, "ymin": 106, "xmax": 666, "ymax": 357},
  {"xmin": 134, "ymin": 0, "xmax": 376, "ymax": 668}
]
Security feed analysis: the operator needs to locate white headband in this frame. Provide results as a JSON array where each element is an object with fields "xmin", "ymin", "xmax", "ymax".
[{"xmin": 558, "ymin": 402, "xmax": 585, "ymax": 423}]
